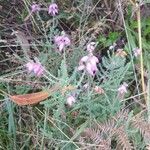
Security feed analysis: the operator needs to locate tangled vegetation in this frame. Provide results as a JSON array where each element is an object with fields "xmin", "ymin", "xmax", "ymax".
[{"xmin": 0, "ymin": 0, "xmax": 150, "ymax": 149}]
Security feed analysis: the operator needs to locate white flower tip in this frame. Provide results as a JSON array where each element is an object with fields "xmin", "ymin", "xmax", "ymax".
[
  {"xmin": 118, "ymin": 83, "xmax": 128, "ymax": 94},
  {"xmin": 77, "ymin": 65, "xmax": 85, "ymax": 71},
  {"xmin": 133, "ymin": 48, "xmax": 141, "ymax": 57},
  {"xmin": 66, "ymin": 96, "xmax": 76, "ymax": 107}
]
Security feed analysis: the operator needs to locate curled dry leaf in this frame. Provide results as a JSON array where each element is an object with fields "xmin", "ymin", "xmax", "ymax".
[
  {"xmin": 9, "ymin": 84, "xmax": 60, "ymax": 106},
  {"xmin": 10, "ymin": 91, "xmax": 49, "ymax": 106}
]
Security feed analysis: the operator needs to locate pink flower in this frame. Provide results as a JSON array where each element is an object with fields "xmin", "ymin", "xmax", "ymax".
[
  {"xmin": 86, "ymin": 62, "xmax": 98, "ymax": 76},
  {"xmin": 77, "ymin": 64, "xmax": 85, "ymax": 71},
  {"xmin": 133, "ymin": 48, "xmax": 141, "ymax": 57},
  {"xmin": 80, "ymin": 56, "xmax": 89, "ymax": 63},
  {"xmin": 79, "ymin": 55, "xmax": 98, "ymax": 64},
  {"xmin": 78, "ymin": 54, "xmax": 99, "ymax": 76},
  {"xmin": 48, "ymin": 3, "xmax": 58, "ymax": 16},
  {"xmin": 88, "ymin": 55, "xmax": 99, "ymax": 65},
  {"xmin": 87, "ymin": 42, "xmax": 96, "ymax": 53},
  {"xmin": 25, "ymin": 61, "xmax": 44, "ymax": 76},
  {"xmin": 66, "ymin": 95, "xmax": 76, "ymax": 107},
  {"xmin": 31, "ymin": 4, "xmax": 40, "ymax": 12},
  {"xmin": 118, "ymin": 82, "xmax": 128, "ymax": 94},
  {"xmin": 54, "ymin": 35, "xmax": 71, "ymax": 52},
  {"xmin": 25, "ymin": 62, "xmax": 35, "ymax": 72}
]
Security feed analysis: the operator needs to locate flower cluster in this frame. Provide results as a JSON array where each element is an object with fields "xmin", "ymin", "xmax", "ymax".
[
  {"xmin": 31, "ymin": 4, "xmax": 41, "ymax": 12},
  {"xmin": 26, "ymin": 3, "xmax": 71, "ymax": 76},
  {"xmin": 25, "ymin": 61, "xmax": 44, "ymax": 77},
  {"xmin": 48, "ymin": 3, "xmax": 58, "ymax": 16},
  {"xmin": 78, "ymin": 42, "xmax": 99, "ymax": 76},
  {"xmin": 30, "ymin": 3, "xmax": 71, "ymax": 52},
  {"xmin": 54, "ymin": 34, "xmax": 71, "ymax": 52},
  {"xmin": 31, "ymin": 3, "xmax": 58, "ymax": 16},
  {"xmin": 26, "ymin": 2, "xmax": 130, "ymax": 109}
]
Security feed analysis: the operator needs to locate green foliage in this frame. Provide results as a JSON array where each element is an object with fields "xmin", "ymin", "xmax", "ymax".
[
  {"xmin": 14, "ymin": 85, "xmax": 32, "ymax": 95},
  {"xmin": 38, "ymin": 53, "xmax": 134, "ymax": 149},
  {"xmin": 0, "ymin": 0, "xmax": 150, "ymax": 149},
  {"xmin": 98, "ymin": 32, "xmax": 120, "ymax": 47},
  {"xmin": 126, "ymin": 17, "xmax": 150, "ymax": 67}
]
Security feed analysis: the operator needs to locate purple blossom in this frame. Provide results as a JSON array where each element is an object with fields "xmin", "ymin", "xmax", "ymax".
[
  {"xmin": 77, "ymin": 64, "xmax": 85, "ymax": 71},
  {"xmin": 66, "ymin": 95, "xmax": 76, "ymax": 107},
  {"xmin": 54, "ymin": 35, "xmax": 71, "ymax": 52},
  {"xmin": 86, "ymin": 62, "xmax": 98, "ymax": 76},
  {"xmin": 25, "ymin": 61, "xmax": 44, "ymax": 76},
  {"xmin": 25, "ymin": 62, "xmax": 34, "ymax": 72},
  {"xmin": 118, "ymin": 82, "xmax": 128, "ymax": 94},
  {"xmin": 88, "ymin": 55, "xmax": 99, "ymax": 65},
  {"xmin": 78, "ymin": 54, "xmax": 99, "ymax": 76},
  {"xmin": 48, "ymin": 3, "xmax": 58, "ymax": 16},
  {"xmin": 31, "ymin": 4, "xmax": 40, "ymax": 12}
]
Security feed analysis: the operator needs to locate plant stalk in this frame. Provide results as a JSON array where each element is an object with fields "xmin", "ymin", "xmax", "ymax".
[{"xmin": 137, "ymin": 3, "xmax": 147, "ymax": 103}]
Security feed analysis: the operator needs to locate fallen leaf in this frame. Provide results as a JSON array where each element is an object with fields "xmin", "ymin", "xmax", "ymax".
[
  {"xmin": 10, "ymin": 91, "xmax": 49, "ymax": 106},
  {"xmin": 10, "ymin": 84, "xmax": 60, "ymax": 106}
]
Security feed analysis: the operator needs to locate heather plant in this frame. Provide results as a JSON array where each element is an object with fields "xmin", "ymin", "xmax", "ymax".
[{"xmin": 0, "ymin": 0, "xmax": 150, "ymax": 149}]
